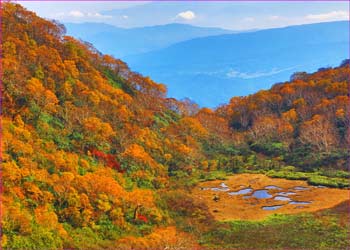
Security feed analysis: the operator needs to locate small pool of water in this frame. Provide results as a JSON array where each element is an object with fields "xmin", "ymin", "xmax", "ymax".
[
  {"xmin": 289, "ymin": 201, "xmax": 312, "ymax": 205},
  {"xmin": 202, "ymin": 182, "xmax": 230, "ymax": 192},
  {"xmin": 262, "ymin": 205, "xmax": 283, "ymax": 210},
  {"xmin": 277, "ymin": 192, "xmax": 296, "ymax": 196},
  {"xmin": 265, "ymin": 185, "xmax": 282, "ymax": 190},
  {"xmin": 220, "ymin": 183, "xmax": 229, "ymax": 188},
  {"xmin": 274, "ymin": 196, "xmax": 291, "ymax": 201},
  {"xmin": 228, "ymin": 188, "xmax": 253, "ymax": 195},
  {"xmin": 211, "ymin": 187, "xmax": 230, "ymax": 192},
  {"xmin": 252, "ymin": 190, "xmax": 272, "ymax": 199},
  {"xmin": 293, "ymin": 186, "xmax": 309, "ymax": 191}
]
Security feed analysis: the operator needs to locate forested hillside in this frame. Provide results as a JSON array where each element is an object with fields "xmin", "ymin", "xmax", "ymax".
[
  {"xmin": 1, "ymin": 3, "xmax": 220, "ymax": 248},
  {"xmin": 1, "ymin": 3, "xmax": 349, "ymax": 249},
  {"xmin": 220, "ymin": 64, "xmax": 350, "ymax": 172}
]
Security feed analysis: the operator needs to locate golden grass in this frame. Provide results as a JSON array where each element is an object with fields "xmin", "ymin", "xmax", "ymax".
[{"xmin": 191, "ymin": 173, "xmax": 350, "ymax": 221}]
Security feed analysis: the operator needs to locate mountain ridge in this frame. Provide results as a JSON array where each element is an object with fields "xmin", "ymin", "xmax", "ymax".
[
  {"xmin": 65, "ymin": 22, "xmax": 235, "ymax": 57},
  {"xmin": 125, "ymin": 20, "xmax": 349, "ymax": 107}
]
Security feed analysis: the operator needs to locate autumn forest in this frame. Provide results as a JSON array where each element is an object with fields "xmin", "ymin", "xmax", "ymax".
[{"xmin": 1, "ymin": 3, "xmax": 350, "ymax": 249}]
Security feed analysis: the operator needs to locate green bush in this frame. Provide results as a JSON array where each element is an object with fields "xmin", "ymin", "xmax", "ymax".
[
  {"xmin": 266, "ymin": 170, "xmax": 309, "ymax": 180},
  {"xmin": 6, "ymin": 226, "xmax": 63, "ymax": 250},
  {"xmin": 65, "ymin": 226, "xmax": 113, "ymax": 249},
  {"xmin": 200, "ymin": 171, "xmax": 228, "ymax": 181},
  {"xmin": 307, "ymin": 176, "xmax": 349, "ymax": 188},
  {"xmin": 250, "ymin": 141, "xmax": 288, "ymax": 156},
  {"xmin": 266, "ymin": 169, "xmax": 349, "ymax": 188}
]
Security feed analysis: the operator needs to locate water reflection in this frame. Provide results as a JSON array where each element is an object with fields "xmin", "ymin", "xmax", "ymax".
[
  {"xmin": 228, "ymin": 188, "xmax": 253, "ymax": 195},
  {"xmin": 262, "ymin": 205, "xmax": 283, "ymax": 210},
  {"xmin": 289, "ymin": 201, "xmax": 312, "ymax": 205},
  {"xmin": 274, "ymin": 196, "xmax": 291, "ymax": 201},
  {"xmin": 277, "ymin": 192, "xmax": 296, "ymax": 196},
  {"xmin": 293, "ymin": 186, "xmax": 309, "ymax": 191},
  {"xmin": 251, "ymin": 190, "xmax": 272, "ymax": 199},
  {"xmin": 265, "ymin": 185, "xmax": 282, "ymax": 190}
]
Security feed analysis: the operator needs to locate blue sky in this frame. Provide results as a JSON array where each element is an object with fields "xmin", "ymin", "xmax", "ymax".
[{"xmin": 20, "ymin": 1, "xmax": 349, "ymax": 30}]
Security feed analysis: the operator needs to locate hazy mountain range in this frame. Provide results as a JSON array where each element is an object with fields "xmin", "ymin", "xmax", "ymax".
[
  {"xmin": 125, "ymin": 21, "xmax": 349, "ymax": 107},
  {"xmin": 65, "ymin": 22, "xmax": 234, "ymax": 57},
  {"xmin": 66, "ymin": 21, "xmax": 349, "ymax": 107}
]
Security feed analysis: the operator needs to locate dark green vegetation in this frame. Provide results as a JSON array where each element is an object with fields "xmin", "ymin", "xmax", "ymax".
[{"xmin": 267, "ymin": 168, "xmax": 350, "ymax": 188}]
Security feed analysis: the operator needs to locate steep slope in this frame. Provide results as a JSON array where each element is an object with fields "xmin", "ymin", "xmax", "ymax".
[
  {"xmin": 125, "ymin": 21, "xmax": 349, "ymax": 107},
  {"xmin": 2, "ymin": 3, "xmax": 221, "ymax": 249},
  {"xmin": 65, "ymin": 22, "xmax": 234, "ymax": 58}
]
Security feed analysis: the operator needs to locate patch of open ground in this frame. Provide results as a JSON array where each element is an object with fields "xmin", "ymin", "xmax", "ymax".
[{"xmin": 192, "ymin": 173, "xmax": 350, "ymax": 221}]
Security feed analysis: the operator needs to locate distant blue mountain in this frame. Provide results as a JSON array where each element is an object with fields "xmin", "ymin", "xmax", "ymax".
[
  {"xmin": 100, "ymin": 2, "xmax": 348, "ymax": 30},
  {"xmin": 65, "ymin": 23, "xmax": 234, "ymax": 57},
  {"xmin": 125, "ymin": 21, "xmax": 349, "ymax": 107}
]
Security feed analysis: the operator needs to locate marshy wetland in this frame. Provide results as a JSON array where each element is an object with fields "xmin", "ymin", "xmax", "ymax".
[{"xmin": 193, "ymin": 174, "xmax": 350, "ymax": 221}]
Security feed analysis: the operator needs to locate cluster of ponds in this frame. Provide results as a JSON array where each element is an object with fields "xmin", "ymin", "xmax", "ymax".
[{"xmin": 202, "ymin": 183, "xmax": 314, "ymax": 211}]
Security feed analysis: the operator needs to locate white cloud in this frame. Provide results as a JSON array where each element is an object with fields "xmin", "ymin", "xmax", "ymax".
[
  {"xmin": 176, "ymin": 10, "xmax": 196, "ymax": 20},
  {"xmin": 305, "ymin": 10, "xmax": 348, "ymax": 21},
  {"xmin": 122, "ymin": 15, "xmax": 129, "ymax": 19},
  {"xmin": 52, "ymin": 10, "xmax": 111, "ymax": 19},
  {"xmin": 87, "ymin": 12, "xmax": 112, "ymax": 19},
  {"xmin": 69, "ymin": 10, "xmax": 84, "ymax": 18}
]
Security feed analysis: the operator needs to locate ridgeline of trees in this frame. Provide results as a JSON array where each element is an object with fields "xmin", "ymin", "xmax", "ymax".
[{"xmin": 220, "ymin": 61, "xmax": 349, "ymax": 172}]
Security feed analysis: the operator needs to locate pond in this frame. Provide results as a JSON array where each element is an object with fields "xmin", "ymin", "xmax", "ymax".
[
  {"xmin": 211, "ymin": 187, "xmax": 230, "ymax": 192},
  {"xmin": 274, "ymin": 196, "xmax": 292, "ymax": 201},
  {"xmin": 203, "ymin": 182, "xmax": 230, "ymax": 192},
  {"xmin": 251, "ymin": 189, "xmax": 272, "ymax": 199},
  {"xmin": 293, "ymin": 186, "xmax": 309, "ymax": 191},
  {"xmin": 277, "ymin": 192, "xmax": 296, "ymax": 196},
  {"xmin": 220, "ymin": 183, "xmax": 229, "ymax": 188},
  {"xmin": 289, "ymin": 201, "xmax": 312, "ymax": 205},
  {"xmin": 228, "ymin": 188, "xmax": 253, "ymax": 195},
  {"xmin": 265, "ymin": 185, "xmax": 282, "ymax": 190},
  {"xmin": 262, "ymin": 205, "xmax": 284, "ymax": 210}
]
